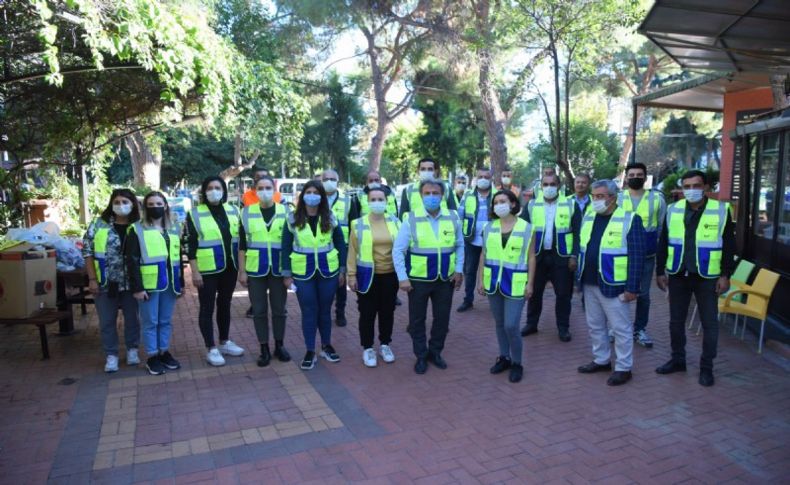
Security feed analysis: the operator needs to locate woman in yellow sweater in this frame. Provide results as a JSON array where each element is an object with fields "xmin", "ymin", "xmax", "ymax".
[{"xmin": 347, "ymin": 188, "xmax": 401, "ymax": 367}]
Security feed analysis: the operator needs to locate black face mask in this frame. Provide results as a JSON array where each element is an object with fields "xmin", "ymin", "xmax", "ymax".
[
  {"xmin": 147, "ymin": 207, "xmax": 165, "ymax": 220},
  {"xmin": 627, "ymin": 178, "xmax": 645, "ymax": 190}
]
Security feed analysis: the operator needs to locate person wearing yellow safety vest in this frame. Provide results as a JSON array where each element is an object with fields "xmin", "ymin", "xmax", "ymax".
[
  {"xmin": 347, "ymin": 187, "xmax": 400, "ymax": 368},
  {"xmin": 456, "ymin": 167, "xmax": 493, "ymax": 313},
  {"xmin": 398, "ymin": 158, "xmax": 457, "ymax": 220},
  {"xmin": 495, "ymin": 165, "xmax": 520, "ymax": 198},
  {"xmin": 575, "ymin": 180, "xmax": 646, "ymax": 387},
  {"xmin": 350, "ymin": 170, "xmax": 399, "ymax": 219},
  {"xmin": 126, "ymin": 192, "xmax": 184, "ymax": 376},
  {"xmin": 393, "ymin": 179, "xmax": 465, "ymax": 375},
  {"xmin": 453, "ymin": 174, "xmax": 468, "ymax": 207},
  {"xmin": 82, "ymin": 188, "xmax": 141, "ymax": 373},
  {"xmin": 281, "ymin": 180, "xmax": 347, "ymax": 371},
  {"xmin": 619, "ymin": 163, "xmax": 667, "ymax": 349},
  {"xmin": 187, "ymin": 176, "xmax": 245, "ymax": 367},
  {"xmin": 237, "ymin": 175, "xmax": 291, "ymax": 368},
  {"xmin": 475, "ymin": 190, "xmax": 536, "ymax": 384},
  {"xmin": 321, "ymin": 169, "xmax": 358, "ymax": 328},
  {"xmin": 655, "ymin": 170, "xmax": 735, "ymax": 387},
  {"xmin": 518, "ymin": 172, "xmax": 580, "ymax": 342},
  {"xmin": 572, "ymin": 173, "xmax": 592, "ymax": 215}
]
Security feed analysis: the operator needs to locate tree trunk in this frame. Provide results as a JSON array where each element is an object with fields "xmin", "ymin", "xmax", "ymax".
[
  {"xmin": 618, "ymin": 54, "xmax": 659, "ymax": 170},
  {"xmin": 125, "ymin": 131, "xmax": 161, "ymax": 190},
  {"xmin": 771, "ymin": 74, "xmax": 789, "ymax": 110},
  {"xmin": 369, "ymin": 116, "xmax": 390, "ymax": 172},
  {"xmin": 477, "ymin": 47, "xmax": 508, "ymax": 177}
]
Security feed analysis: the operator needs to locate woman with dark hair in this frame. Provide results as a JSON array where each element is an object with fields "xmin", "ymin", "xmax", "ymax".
[
  {"xmin": 82, "ymin": 188, "xmax": 141, "ymax": 373},
  {"xmin": 477, "ymin": 190, "xmax": 536, "ymax": 383},
  {"xmin": 126, "ymin": 192, "xmax": 183, "ymax": 375},
  {"xmin": 238, "ymin": 175, "xmax": 291, "ymax": 367},
  {"xmin": 187, "ymin": 176, "xmax": 244, "ymax": 366},
  {"xmin": 282, "ymin": 180, "xmax": 347, "ymax": 370}
]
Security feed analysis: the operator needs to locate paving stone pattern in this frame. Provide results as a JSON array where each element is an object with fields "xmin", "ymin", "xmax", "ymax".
[{"xmin": 0, "ymin": 278, "xmax": 788, "ymax": 484}]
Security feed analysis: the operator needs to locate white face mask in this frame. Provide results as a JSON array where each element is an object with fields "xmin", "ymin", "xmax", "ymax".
[
  {"xmin": 112, "ymin": 203, "xmax": 132, "ymax": 217},
  {"xmin": 592, "ymin": 199, "xmax": 610, "ymax": 214},
  {"xmin": 493, "ymin": 203, "xmax": 511, "ymax": 218},
  {"xmin": 683, "ymin": 189, "xmax": 704, "ymax": 203},
  {"xmin": 322, "ymin": 180, "xmax": 338, "ymax": 193},
  {"xmin": 501, "ymin": 177, "xmax": 511, "ymax": 186},
  {"xmin": 455, "ymin": 183, "xmax": 467, "ymax": 192},
  {"xmin": 476, "ymin": 178, "xmax": 491, "ymax": 190},
  {"xmin": 369, "ymin": 201, "xmax": 387, "ymax": 214},
  {"xmin": 368, "ymin": 182, "xmax": 381, "ymax": 190},
  {"xmin": 542, "ymin": 186, "xmax": 558, "ymax": 199},
  {"xmin": 419, "ymin": 170, "xmax": 434, "ymax": 181},
  {"xmin": 257, "ymin": 189, "xmax": 274, "ymax": 202},
  {"xmin": 206, "ymin": 189, "xmax": 223, "ymax": 204}
]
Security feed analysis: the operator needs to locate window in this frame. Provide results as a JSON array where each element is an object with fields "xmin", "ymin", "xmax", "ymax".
[
  {"xmin": 780, "ymin": 132, "xmax": 790, "ymax": 245},
  {"xmin": 754, "ymin": 132, "xmax": 780, "ymax": 239}
]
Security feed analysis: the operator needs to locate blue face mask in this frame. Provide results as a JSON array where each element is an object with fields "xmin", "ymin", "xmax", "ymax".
[
  {"xmin": 303, "ymin": 193, "xmax": 321, "ymax": 207},
  {"xmin": 422, "ymin": 194, "xmax": 442, "ymax": 212}
]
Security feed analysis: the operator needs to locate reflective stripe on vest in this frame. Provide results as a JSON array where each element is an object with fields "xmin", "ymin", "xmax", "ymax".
[
  {"xmin": 578, "ymin": 208, "xmax": 633, "ymax": 286},
  {"xmin": 461, "ymin": 191, "xmax": 490, "ymax": 239},
  {"xmin": 288, "ymin": 214, "xmax": 340, "ymax": 280},
  {"xmin": 406, "ymin": 208, "xmax": 458, "ymax": 281},
  {"xmin": 190, "ymin": 203, "xmax": 239, "ymax": 275},
  {"xmin": 405, "ymin": 182, "xmax": 449, "ymax": 217},
  {"xmin": 330, "ymin": 192, "xmax": 351, "ymax": 243},
  {"xmin": 358, "ymin": 192, "xmax": 398, "ymax": 216},
  {"xmin": 528, "ymin": 194, "xmax": 575, "ymax": 256},
  {"xmin": 619, "ymin": 190, "xmax": 661, "ymax": 254},
  {"xmin": 241, "ymin": 203, "xmax": 286, "ymax": 277},
  {"xmin": 132, "ymin": 222, "xmax": 182, "ymax": 294},
  {"xmin": 92, "ymin": 220, "xmax": 112, "ymax": 287},
  {"xmin": 482, "ymin": 218, "xmax": 532, "ymax": 298},
  {"xmin": 353, "ymin": 214, "xmax": 400, "ymax": 294},
  {"xmin": 666, "ymin": 199, "xmax": 729, "ymax": 278}
]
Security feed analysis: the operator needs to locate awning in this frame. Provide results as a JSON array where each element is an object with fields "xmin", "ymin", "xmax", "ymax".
[
  {"xmin": 633, "ymin": 71, "xmax": 771, "ymax": 111},
  {"xmin": 639, "ymin": 0, "xmax": 790, "ymax": 73}
]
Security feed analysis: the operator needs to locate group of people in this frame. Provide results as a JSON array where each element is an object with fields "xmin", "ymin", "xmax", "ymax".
[{"xmin": 84, "ymin": 158, "xmax": 733, "ymax": 387}]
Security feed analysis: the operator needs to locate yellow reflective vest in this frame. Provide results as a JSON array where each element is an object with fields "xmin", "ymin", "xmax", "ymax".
[
  {"xmin": 329, "ymin": 191, "xmax": 351, "ymax": 244},
  {"xmin": 406, "ymin": 208, "xmax": 459, "ymax": 281},
  {"xmin": 403, "ymin": 182, "xmax": 449, "ymax": 218},
  {"xmin": 352, "ymin": 214, "xmax": 400, "ymax": 293},
  {"xmin": 91, "ymin": 219, "xmax": 112, "ymax": 287},
  {"xmin": 130, "ymin": 222, "xmax": 182, "ymax": 294},
  {"xmin": 358, "ymin": 190, "xmax": 398, "ymax": 217},
  {"xmin": 190, "ymin": 203, "xmax": 240, "ymax": 275},
  {"xmin": 619, "ymin": 189, "xmax": 662, "ymax": 254},
  {"xmin": 528, "ymin": 194, "xmax": 575, "ymax": 256},
  {"xmin": 287, "ymin": 214, "xmax": 340, "ymax": 280},
  {"xmin": 482, "ymin": 218, "xmax": 532, "ymax": 298},
  {"xmin": 578, "ymin": 207, "xmax": 634, "ymax": 286},
  {"xmin": 241, "ymin": 203, "xmax": 287, "ymax": 277},
  {"xmin": 460, "ymin": 190, "xmax": 492, "ymax": 241},
  {"xmin": 666, "ymin": 199, "xmax": 730, "ymax": 278}
]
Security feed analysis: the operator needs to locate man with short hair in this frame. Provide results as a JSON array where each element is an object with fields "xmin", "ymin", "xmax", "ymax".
[
  {"xmin": 572, "ymin": 173, "xmax": 591, "ymax": 215},
  {"xmin": 398, "ymin": 158, "xmax": 457, "ymax": 219},
  {"xmin": 457, "ymin": 167, "xmax": 493, "ymax": 312},
  {"xmin": 519, "ymin": 172, "xmax": 580, "ymax": 341},
  {"xmin": 393, "ymin": 179, "xmax": 464, "ymax": 374},
  {"xmin": 351, "ymin": 170, "xmax": 398, "ymax": 219},
  {"xmin": 453, "ymin": 175, "xmax": 468, "ymax": 207},
  {"xmin": 322, "ymin": 169, "xmax": 358, "ymax": 327},
  {"xmin": 497, "ymin": 166, "xmax": 518, "ymax": 196},
  {"xmin": 619, "ymin": 162, "xmax": 666, "ymax": 348},
  {"xmin": 655, "ymin": 170, "xmax": 735, "ymax": 387},
  {"xmin": 242, "ymin": 168, "xmax": 270, "ymax": 207},
  {"xmin": 576, "ymin": 179, "xmax": 646, "ymax": 386}
]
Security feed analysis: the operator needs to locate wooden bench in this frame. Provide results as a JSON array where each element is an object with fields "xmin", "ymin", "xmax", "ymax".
[{"xmin": 0, "ymin": 309, "xmax": 72, "ymax": 359}]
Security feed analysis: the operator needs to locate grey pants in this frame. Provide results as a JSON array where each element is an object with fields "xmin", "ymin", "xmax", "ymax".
[
  {"xmin": 95, "ymin": 290, "xmax": 140, "ymax": 356},
  {"xmin": 248, "ymin": 273, "xmax": 288, "ymax": 344},
  {"xmin": 488, "ymin": 292, "xmax": 525, "ymax": 364}
]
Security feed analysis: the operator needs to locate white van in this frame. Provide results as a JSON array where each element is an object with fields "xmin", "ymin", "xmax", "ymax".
[{"xmin": 276, "ymin": 178, "xmax": 309, "ymax": 205}]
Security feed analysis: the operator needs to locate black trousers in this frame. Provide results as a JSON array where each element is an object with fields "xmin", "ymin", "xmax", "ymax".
[
  {"xmin": 248, "ymin": 273, "xmax": 287, "ymax": 344},
  {"xmin": 357, "ymin": 272, "xmax": 398, "ymax": 349},
  {"xmin": 198, "ymin": 267, "xmax": 238, "ymax": 348},
  {"xmin": 668, "ymin": 273, "xmax": 719, "ymax": 370},
  {"xmin": 407, "ymin": 279, "xmax": 454, "ymax": 358},
  {"xmin": 335, "ymin": 279, "xmax": 347, "ymax": 317},
  {"xmin": 526, "ymin": 250, "xmax": 573, "ymax": 330}
]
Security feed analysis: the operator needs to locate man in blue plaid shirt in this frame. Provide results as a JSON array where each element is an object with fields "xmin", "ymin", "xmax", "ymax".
[{"xmin": 575, "ymin": 179, "xmax": 646, "ymax": 386}]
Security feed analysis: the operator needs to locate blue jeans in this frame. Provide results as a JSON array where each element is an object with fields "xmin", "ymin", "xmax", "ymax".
[
  {"xmin": 634, "ymin": 255, "xmax": 655, "ymax": 332},
  {"xmin": 295, "ymin": 275, "xmax": 338, "ymax": 351},
  {"xmin": 488, "ymin": 292, "xmax": 525, "ymax": 364},
  {"xmin": 463, "ymin": 243, "xmax": 482, "ymax": 305},
  {"xmin": 139, "ymin": 290, "xmax": 177, "ymax": 355},
  {"xmin": 95, "ymin": 290, "xmax": 139, "ymax": 356}
]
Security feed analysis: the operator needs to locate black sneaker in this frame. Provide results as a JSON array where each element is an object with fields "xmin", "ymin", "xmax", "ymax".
[
  {"xmin": 300, "ymin": 351, "xmax": 317, "ymax": 370},
  {"xmin": 521, "ymin": 325, "xmax": 538, "ymax": 337},
  {"xmin": 490, "ymin": 356, "xmax": 511, "ymax": 374},
  {"xmin": 246, "ymin": 306, "xmax": 253, "ymax": 318},
  {"xmin": 335, "ymin": 315, "xmax": 347, "ymax": 327},
  {"xmin": 146, "ymin": 355, "xmax": 166, "ymax": 375},
  {"xmin": 509, "ymin": 364, "xmax": 523, "ymax": 383},
  {"xmin": 456, "ymin": 301, "xmax": 473, "ymax": 313},
  {"xmin": 274, "ymin": 344, "xmax": 291, "ymax": 362},
  {"xmin": 320, "ymin": 344, "xmax": 340, "ymax": 362},
  {"xmin": 159, "ymin": 351, "xmax": 180, "ymax": 370}
]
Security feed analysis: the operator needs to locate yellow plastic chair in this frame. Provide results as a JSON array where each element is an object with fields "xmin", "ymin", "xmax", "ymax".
[
  {"xmin": 719, "ymin": 268, "xmax": 780, "ymax": 353},
  {"xmin": 688, "ymin": 258, "xmax": 755, "ymax": 331}
]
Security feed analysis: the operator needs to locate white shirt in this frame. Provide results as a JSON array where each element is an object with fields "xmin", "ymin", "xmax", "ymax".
[
  {"xmin": 542, "ymin": 199, "xmax": 558, "ymax": 250},
  {"xmin": 471, "ymin": 194, "xmax": 489, "ymax": 246}
]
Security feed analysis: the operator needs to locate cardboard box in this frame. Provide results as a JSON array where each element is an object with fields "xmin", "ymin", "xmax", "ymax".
[{"xmin": 0, "ymin": 243, "xmax": 57, "ymax": 319}]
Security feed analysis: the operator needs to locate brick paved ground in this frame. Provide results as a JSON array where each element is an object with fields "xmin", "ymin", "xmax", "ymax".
[{"xmin": 1, "ymin": 276, "xmax": 788, "ymax": 484}]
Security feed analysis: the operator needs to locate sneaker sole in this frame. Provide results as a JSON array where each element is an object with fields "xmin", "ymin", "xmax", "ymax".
[
  {"xmin": 162, "ymin": 363, "xmax": 181, "ymax": 370},
  {"xmin": 207, "ymin": 359, "xmax": 226, "ymax": 367},
  {"xmin": 363, "ymin": 360, "xmax": 378, "ymax": 368},
  {"xmin": 127, "ymin": 361, "xmax": 140, "ymax": 366},
  {"xmin": 104, "ymin": 367, "xmax": 119, "ymax": 373},
  {"xmin": 146, "ymin": 365, "xmax": 166, "ymax": 376},
  {"xmin": 300, "ymin": 360, "xmax": 316, "ymax": 370},
  {"xmin": 219, "ymin": 350, "xmax": 244, "ymax": 356},
  {"xmin": 320, "ymin": 352, "xmax": 340, "ymax": 363}
]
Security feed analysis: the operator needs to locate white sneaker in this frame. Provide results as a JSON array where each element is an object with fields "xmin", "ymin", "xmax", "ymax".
[
  {"xmin": 363, "ymin": 348, "xmax": 377, "ymax": 368},
  {"xmin": 379, "ymin": 344, "xmax": 395, "ymax": 363},
  {"xmin": 206, "ymin": 348, "xmax": 226, "ymax": 366},
  {"xmin": 127, "ymin": 348, "xmax": 140, "ymax": 365},
  {"xmin": 219, "ymin": 340, "xmax": 244, "ymax": 356},
  {"xmin": 104, "ymin": 355, "xmax": 119, "ymax": 373}
]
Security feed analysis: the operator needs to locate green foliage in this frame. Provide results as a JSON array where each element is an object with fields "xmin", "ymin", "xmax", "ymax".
[
  {"xmin": 660, "ymin": 114, "xmax": 722, "ymax": 168},
  {"xmin": 380, "ymin": 121, "xmax": 426, "ymax": 185}
]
